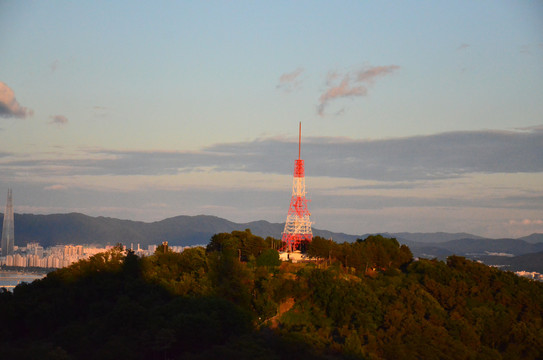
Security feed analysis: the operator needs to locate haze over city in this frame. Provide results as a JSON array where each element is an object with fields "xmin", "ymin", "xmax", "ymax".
[{"xmin": 1, "ymin": 1, "xmax": 542, "ymax": 239}]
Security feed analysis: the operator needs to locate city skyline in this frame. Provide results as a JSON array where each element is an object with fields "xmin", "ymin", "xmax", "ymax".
[{"xmin": 1, "ymin": 2, "xmax": 542, "ymax": 238}]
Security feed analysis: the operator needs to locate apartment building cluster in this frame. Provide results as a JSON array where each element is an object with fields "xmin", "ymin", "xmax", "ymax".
[
  {"xmin": 0, "ymin": 242, "xmax": 193, "ymax": 269},
  {"xmin": 0, "ymin": 243, "xmax": 99, "ymax": 269},
  {"xmin": 515, "ymin": 270, "xmax": 543, "ymax": 282}
]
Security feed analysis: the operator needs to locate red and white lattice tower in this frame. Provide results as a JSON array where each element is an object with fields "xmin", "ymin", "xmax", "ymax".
[{"xmin": 281, "ymin": 122, "xmax": 312, "ymax": 252}]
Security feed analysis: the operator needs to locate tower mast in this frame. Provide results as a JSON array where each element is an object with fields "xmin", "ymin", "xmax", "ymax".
[
  {"xmin": 1, "ymin": 189, "xmax": 15, "ymax": 257},
  {"xmin": 281, "ymin": 122, "xmax": 313, "ymax": 252},
  {"xmin": 298, "ymin": 121, "xmax": 301, "ymax": 160}
]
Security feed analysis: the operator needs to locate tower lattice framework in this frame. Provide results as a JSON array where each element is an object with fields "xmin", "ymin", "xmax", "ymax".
[
  {"xmin": 1, "ymin": 189, "xmax": 14, "ymax": 257},
  {"xmin": 281, "ymin": 123, "xmax": 312, "ymax": 252}
]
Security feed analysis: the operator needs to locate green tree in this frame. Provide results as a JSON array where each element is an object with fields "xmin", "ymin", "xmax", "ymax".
[
  {"xmin": 207, "ymin": 250, "xmax": 252, "ymax": 308},
  {"xmin": 306, "ymin": 236, "xmax": 337, "ymax": 262},
  {"xmin": 207, "ymin": 229, "xmax": 268, "ymax": 262},
  {"xmin": 256, "ymin": 249, "xmax": 281, "ymax": 268}
]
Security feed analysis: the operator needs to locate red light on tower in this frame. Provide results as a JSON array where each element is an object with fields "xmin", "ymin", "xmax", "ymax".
[{"xmin": 281, "ymin": 122, "xmax": 313, "ymax": 252}]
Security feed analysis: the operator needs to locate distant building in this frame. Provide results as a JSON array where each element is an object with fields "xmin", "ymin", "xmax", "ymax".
[
  {"xmin": 279, "ymin": 250, "xmax": 307, "ymax": 263},
  {"xmin": 516, "ymin": 271, "xmax": 543, "ymax": 282},
  {"xmin": 0, "ymin": 239, "xmax": 203, "ymax": 269},
  {"xmin": 1, "ymin": 189, "xmax": 15, "ymax": 257}
]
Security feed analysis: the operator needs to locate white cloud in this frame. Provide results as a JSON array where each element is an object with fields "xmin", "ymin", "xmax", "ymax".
[{"xmin": 0, "ymin": 82, "xmax": 33, "ymax": 119}]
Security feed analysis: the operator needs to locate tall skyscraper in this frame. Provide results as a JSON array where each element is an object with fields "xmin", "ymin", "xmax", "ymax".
[{"xmin": 1, "ymin": 189, "xmax": 15, "ymax": 257}]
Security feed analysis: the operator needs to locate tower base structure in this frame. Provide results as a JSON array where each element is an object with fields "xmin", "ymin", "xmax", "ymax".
[{"xmin": 281, "ymin": 233, "xmax": 312, "ymax": 253}]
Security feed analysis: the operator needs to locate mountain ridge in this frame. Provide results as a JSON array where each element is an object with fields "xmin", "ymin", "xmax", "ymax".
[
  {"xmin": 1, "ymin": 213, "xmax": 542, "ymax": 264},
  {"xmin": 2, "ymin": 213, "xmax": 360, "ymax": 248}
]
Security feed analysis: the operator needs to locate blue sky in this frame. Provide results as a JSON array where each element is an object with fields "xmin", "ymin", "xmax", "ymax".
[{"xmin": 1, "ymin": 1, "xmax": 542, "ymax": 238}]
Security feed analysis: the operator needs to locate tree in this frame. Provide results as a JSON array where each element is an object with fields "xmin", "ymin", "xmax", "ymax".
[
  {"xmin": 256, "ymin": 249, "xmax": 281, "ymax": 268},
  {"xmin": 355, "ymin": 235, "xmax": 412, "ymax": 272},
  {"xmin": 207, "ymin": 229, "xmax": 268, "ymax": 262},
  {"xmin": 306, "ymin": 236, "xmax": 336, "ymax": 261}
]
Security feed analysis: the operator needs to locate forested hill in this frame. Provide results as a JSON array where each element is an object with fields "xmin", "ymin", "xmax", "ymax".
[{"xmin": 1, "ymin": 232, "xmax": 542, "ymax": 359}]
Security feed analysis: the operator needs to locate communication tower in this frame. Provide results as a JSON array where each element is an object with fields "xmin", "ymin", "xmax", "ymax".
[
  {"xmin": 281, "ymin": 123, "xmax": 313, "ymax": 252},
  {"xmin": 1, "ymin": 189, "xmax": 15, "ymax": 257}
]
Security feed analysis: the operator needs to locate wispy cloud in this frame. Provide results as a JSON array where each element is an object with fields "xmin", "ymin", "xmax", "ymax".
[
  {"xmin": 44, "ymin": 184, "xmax": 68, "ymax": 190},
  {"xmin": 515, "ymin": 124, "xmax": 543, "ymax": 132},
  {"xmin": 276, "ymin": 67, "xmax": 304, "ymax": 92},
  {"xmin": 355, "ymin": 66, "xmax": 400, "ymax": 82},
  {"xmin": 2, "ymin": 127, "xmax": 542, "ymax": 238},
  {"xmin": 1, "ymin": 127, "xmax": 541, "ymax": 182},
  {"xmin": 457, "ymin": 43, "xmax": 470, "ymax": 51},
  {"xmin": 318, "ymin": 65, "xmax": 399, "ymax": 116},
  {"xmin": 509, "ymin": 219, "xmax": 543, "ymax": 226},
  {"xmin": 93, "ymin": 106, "xmax": 110, "ymax": 118},
  {"xmin": 50, "ymin": 59, "xmax": 59, "ymax": 73},
  {"xmin": 0, "ymin": 82, "xmax": 33, "ymax": 119},
  {"xmin": 506, "ymin": 218, "xmax": 543, "ymax": 237},
  {"xmin": 518, "ymin": 43, "xmax": 543, "ymax": 56},
  {"xmin": 318, "ymin": 76, "xmax": 367, "ymax": 115},
  {"xmin": 49, "ymin": 114, "xmax": 68, "ymax": 126}
]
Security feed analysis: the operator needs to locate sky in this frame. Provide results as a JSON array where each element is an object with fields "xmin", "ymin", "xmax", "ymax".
[{"xmin": 1, "ymin": 1, "xmax": 542, "ymax": 239}]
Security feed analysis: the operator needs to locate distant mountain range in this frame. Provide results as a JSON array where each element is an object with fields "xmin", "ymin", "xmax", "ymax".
[
  {"xmin": 477, "ymin": 251, "xmax": 543, "ymax": 273},
  {"xmin": 368, "ymin": 233, "xmax": 543, "ymax": 273},
  {"xmin": 2, "ymin": 213, "xmax": 359, "ymax": 248},
  {"xmin": 371, "ymin": 232, "xmax": 486, "ymax": 243},
  {"xmin": 1, "ymin": 212, "xmax": 542, "ymax": 272}
]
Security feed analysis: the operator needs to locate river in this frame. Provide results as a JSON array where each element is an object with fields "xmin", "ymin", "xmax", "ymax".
[{"xmin": 0, "ymin": 270, "xmax": 46, "ymax": 291}]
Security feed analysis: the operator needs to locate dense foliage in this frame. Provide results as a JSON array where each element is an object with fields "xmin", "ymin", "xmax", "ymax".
[{"xmin": 1, "ymin": 231, "xmax": 542, "ymax": 359}]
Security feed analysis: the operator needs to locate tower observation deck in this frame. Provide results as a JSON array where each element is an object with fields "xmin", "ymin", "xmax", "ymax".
[{"xmin": 281, "ymin": 123, "xmax": 313, "ymax": 252}]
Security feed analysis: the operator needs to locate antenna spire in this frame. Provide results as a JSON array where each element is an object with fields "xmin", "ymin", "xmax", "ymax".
[{"xmin": 298, "ymin": 122, "xmax": 301, "ymax": 160}]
